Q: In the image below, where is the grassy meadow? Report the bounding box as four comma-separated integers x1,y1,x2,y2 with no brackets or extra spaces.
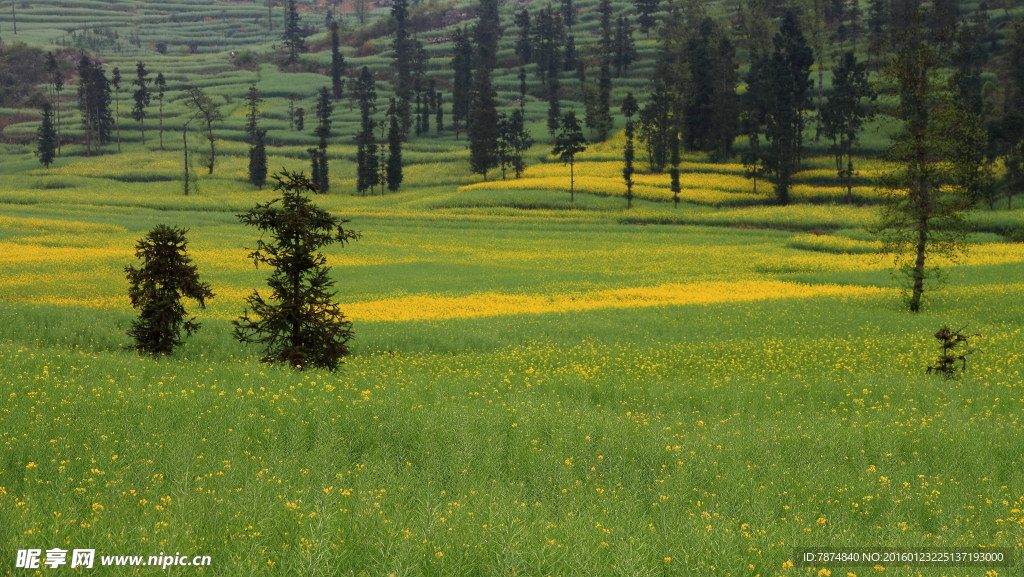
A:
4,0,1024,575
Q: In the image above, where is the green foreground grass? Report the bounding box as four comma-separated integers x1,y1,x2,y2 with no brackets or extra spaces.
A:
2,181,1024,575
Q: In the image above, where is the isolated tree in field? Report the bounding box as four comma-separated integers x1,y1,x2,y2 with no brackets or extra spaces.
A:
132,61,150,145
390,0,415,136
621,92,638,209
869,3,975,313
282,0,306,65
821,51,872,204
111,66,122,153
386,97,403,192
184,85,224,175
295,107,305,131
125,225,214,355
552,111,587,202
468,66,499,180
435,90,444,133
330,21,346,100
233,170,361,370
36,102,57,168
154,72,167,150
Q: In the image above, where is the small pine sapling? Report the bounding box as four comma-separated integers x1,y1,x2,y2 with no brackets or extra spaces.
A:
926,325,980,380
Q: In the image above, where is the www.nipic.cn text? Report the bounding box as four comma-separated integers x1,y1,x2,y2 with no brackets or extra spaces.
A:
15,549,212,570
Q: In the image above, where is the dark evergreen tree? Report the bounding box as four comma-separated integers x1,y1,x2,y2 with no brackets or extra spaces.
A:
435,91,444,133
312,87,332,193
741,56,768,192
562,0,577,30
155,72,167,150
131,61,150,145
684,18,740,162
386,97,403,192
758,11,814,204
515,9,532,64
282,0,306,65
233,170,361,370
250,129,268,189
509,107,533,178
354,67,379,194
621,92,638,208
866,0,889,68
451,27,474,138
245,84,268,188
245,84,263,138
330,21,346,100
474,0,503,70
496,112,512,179
546,78,562,138
45,52,64,155
533,6,565,85
613,15,637,77
391,0,416,137
638,88,675,172
126,225,214,355
821,51,872,203
552,111,588,202
295,107,305,131
111,66,122,152
468,67,499,180
76,54,112,156
564,35,578,72
36,102,57,168
635,0,661,38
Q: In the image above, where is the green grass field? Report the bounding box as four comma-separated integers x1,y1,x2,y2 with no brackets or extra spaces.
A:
4,0,1024,575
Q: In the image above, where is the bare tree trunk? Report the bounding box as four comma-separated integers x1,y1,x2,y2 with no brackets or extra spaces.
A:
183,128,190,196
909,215,928,312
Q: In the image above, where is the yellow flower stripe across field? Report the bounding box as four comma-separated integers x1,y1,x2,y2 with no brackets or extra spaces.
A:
340,281,887,322
0,216,127,235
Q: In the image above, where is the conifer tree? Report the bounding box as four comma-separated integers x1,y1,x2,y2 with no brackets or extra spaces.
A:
514,9,532,64
111,66,122,153
468,67,499,180
44,52,63,155
282,0,306,65
391,0,414,136
613,15,636,77
132,62,150,145
821,51,872,203
36,102,57,168
313,86,333,193
330,21,346,100
77,55,112,156
250,129,268,188
354,67,379,194
126,225,214,355
509,107,533,178
233,170,361,370
635,0,661,38
552,111,587,202
245,85,268,188
155,72,167,150
621,92,638,208
474,0,503,70
562,0,577,30
386,97,403,192
451,27,474,138
435,91,444,133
